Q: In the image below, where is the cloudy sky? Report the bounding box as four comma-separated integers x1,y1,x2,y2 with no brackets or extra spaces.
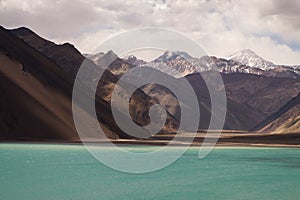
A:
1,0,300,64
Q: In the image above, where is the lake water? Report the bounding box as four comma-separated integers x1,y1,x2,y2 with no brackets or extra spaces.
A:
1,143,300,200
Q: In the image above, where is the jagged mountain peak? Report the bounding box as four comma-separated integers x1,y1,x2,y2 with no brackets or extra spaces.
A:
153,50,193,62
237,49,257,55
87,50,119,68
106,50,118,57
102,50,119,63
122,54,146,66
229,49,259,58
228,49,275,70
85,52,105,61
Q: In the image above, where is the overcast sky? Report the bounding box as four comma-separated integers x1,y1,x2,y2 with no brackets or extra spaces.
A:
1,0,300,64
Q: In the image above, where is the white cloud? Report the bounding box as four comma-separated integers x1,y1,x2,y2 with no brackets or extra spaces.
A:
1,0,300,65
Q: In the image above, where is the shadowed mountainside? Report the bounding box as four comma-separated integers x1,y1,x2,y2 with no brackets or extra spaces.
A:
184,73,300,130
254,93,300,133
10,27,180,134
0,26,84,140
0,26,178,141
1,26,153,140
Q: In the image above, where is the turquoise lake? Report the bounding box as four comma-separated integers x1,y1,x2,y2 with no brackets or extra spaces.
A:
1,143,300,200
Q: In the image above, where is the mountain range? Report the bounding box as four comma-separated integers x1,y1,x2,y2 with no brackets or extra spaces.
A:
90,47,300,132
0,25,300,142
121,49,300,79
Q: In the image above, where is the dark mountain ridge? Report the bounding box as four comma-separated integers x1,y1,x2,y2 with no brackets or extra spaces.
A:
1,25,158,140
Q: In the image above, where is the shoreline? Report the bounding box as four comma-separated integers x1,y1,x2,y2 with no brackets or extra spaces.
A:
1,133,300,148
1,140,300,149
1,142,299,149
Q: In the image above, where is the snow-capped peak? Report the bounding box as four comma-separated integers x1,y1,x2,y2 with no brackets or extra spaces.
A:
87,50,118,67
228,49,275,70
122,54,146,66
90,49,300,79
123,54,137,60
153,51,193,63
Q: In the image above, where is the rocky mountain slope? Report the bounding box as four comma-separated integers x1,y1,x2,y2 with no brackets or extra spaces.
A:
10,27,84,78
255,93,300,133
0,27,176,140
228,49,275,70
95,51,300,131
186,73,300,130
0,26,88,140
228,49,300,79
